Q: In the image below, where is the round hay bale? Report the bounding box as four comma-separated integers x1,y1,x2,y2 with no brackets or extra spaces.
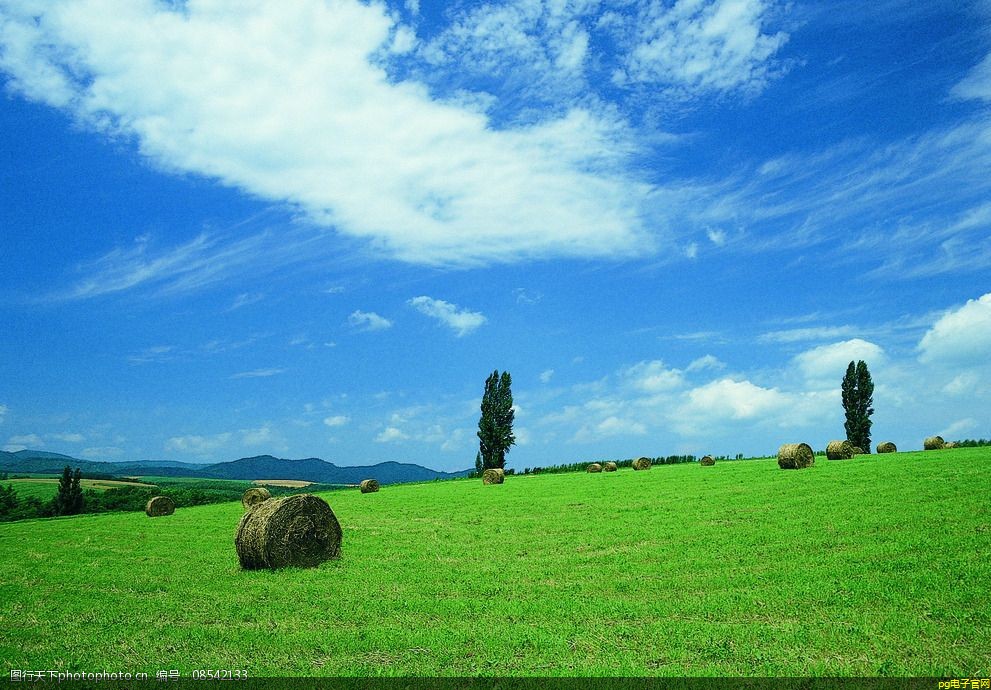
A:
145,495,175,517
482,468,505,485
235,494,341,570
944,441,957,449
359,479,380,494
923,435,945,450
586,463,602,473
851,447,865,455
632,457,651,471
603,461,618,472
876,441,897,454
700,455,715,466
777,443,815,470
242,487,271,510
825,440,855,460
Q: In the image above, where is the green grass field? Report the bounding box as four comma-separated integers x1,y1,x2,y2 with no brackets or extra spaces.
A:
1,448,988,677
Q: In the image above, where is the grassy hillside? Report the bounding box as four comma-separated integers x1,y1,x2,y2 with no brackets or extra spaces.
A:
0,448,988,677
3,478,158,501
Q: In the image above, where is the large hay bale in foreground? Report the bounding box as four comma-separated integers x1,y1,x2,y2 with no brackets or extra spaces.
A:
603,461,618,472
242,487,271,510
825,440,855,460
700,455,715,466
924,435,945,450
359,479,380,494
235,494,341,570
632,457,651,471
876,441,897,454
145,495,175,517
482,468,505,485
586,463,602,473
777,443,815,469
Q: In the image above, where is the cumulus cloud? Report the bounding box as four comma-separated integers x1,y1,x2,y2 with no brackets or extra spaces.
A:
685,355,724,372
165,433,232,454
3,433,43,452
792,339,885,386
348,310,393,332
0,1,654,267
323,415,350,428
623,360,684,392
918,293,991,365
375,426,409,443
408,296,486,337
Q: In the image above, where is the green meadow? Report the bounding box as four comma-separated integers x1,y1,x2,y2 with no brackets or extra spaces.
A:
2,477,158,501
0,448,988,677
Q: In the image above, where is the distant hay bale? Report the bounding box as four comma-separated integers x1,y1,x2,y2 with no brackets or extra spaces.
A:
700,455,715,466
825,440,855,460
944,441,957,449
777,443,815,470
586,463,602,473
235,494,341,570
632,457,652,471
603,461,618,472
876,441,897,454
482,468,505,485
924,435,945,450
359,479,380,494
242,487,271,510
145,495,175,517
852,447,865,455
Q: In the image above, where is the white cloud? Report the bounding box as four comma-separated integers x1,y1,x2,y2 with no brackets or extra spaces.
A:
80,446,124,459
230,368,286,379
375,426,409,443
759,325,859,343
0,1,654,267
941,417,978,437
348,310,393,332
539,369,555,383
918,293,991,365
229,292,264,310
573,415,647,443
240,425,276,447
323,415,350,428
706,228,727,246
615,0,789,98
408,296,486,337
684,241,698,259
685,355,725,373
51,433,85,443
3,434,43,452
792,339,885,386
623,360,684,392
952,53,991,102
165,433,232,454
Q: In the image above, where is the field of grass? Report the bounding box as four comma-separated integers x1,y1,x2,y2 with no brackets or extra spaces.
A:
4,478,158,501
1,447,988,677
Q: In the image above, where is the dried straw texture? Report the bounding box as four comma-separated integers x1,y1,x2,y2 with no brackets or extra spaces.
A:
145,495,175,517
242,487,271,510
603,462,618,472
944,441,957,449
632,457,652,471
777,443,815,470
826,440,855,460
482,468,505,485
852,447,865,455
235,494,341,570
586,463,603,473
359,479,380,493
876,441,897,454
924,436,945,450
700,455,715,466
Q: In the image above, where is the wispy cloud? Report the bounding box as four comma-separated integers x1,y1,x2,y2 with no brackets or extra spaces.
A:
758,325,859,343
348,310,393,332
323,415,350,428
229,368,286,380
3,433,42,452
408,296,486,337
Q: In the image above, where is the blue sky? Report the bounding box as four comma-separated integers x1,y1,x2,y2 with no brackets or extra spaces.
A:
1,0,989,472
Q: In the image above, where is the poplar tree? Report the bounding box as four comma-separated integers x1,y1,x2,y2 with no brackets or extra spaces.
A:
477,370,516,470
842,360,875,453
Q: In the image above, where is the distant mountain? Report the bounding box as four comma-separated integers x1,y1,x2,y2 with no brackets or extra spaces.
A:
0,450,471,485
201,455,471,484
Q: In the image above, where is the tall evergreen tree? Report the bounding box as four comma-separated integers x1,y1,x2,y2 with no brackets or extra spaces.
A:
52,466,84,516
477,370,516,470
842,360,875,453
